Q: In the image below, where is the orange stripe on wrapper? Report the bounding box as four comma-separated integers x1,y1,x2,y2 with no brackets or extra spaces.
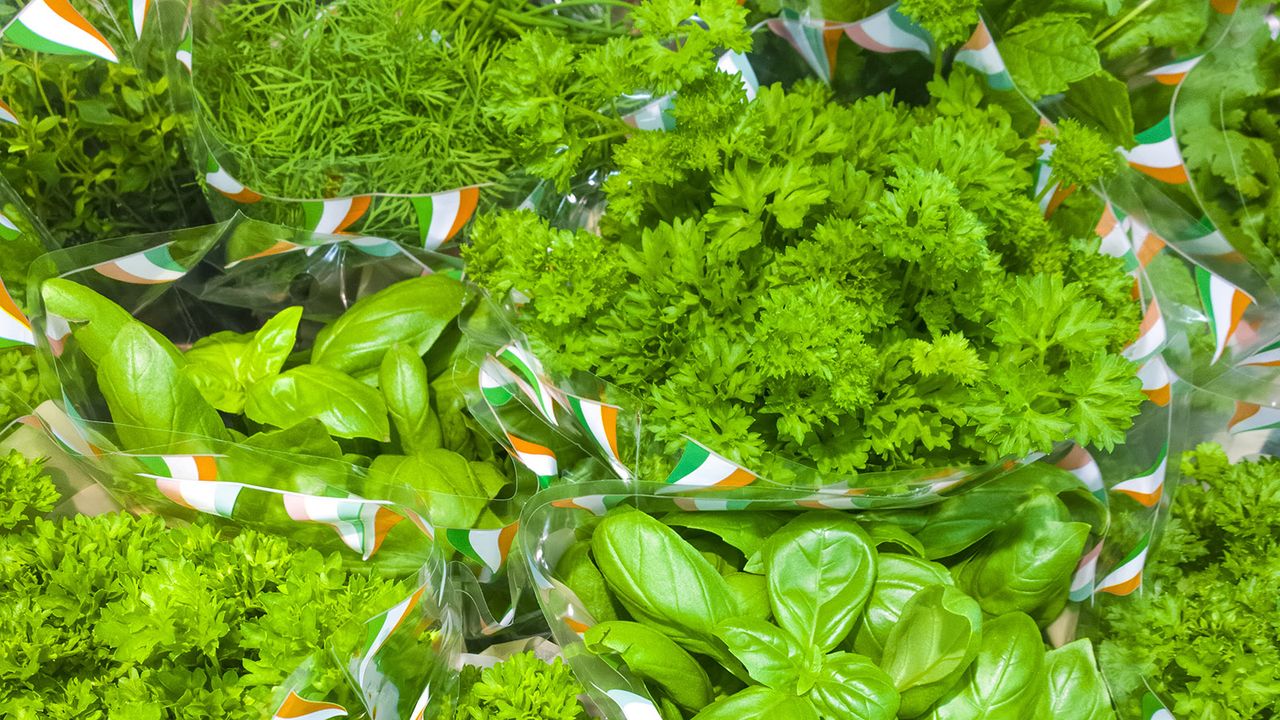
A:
1229,401,1260,430
447,187,480,241
1128,162,1188,184
48,0,114,52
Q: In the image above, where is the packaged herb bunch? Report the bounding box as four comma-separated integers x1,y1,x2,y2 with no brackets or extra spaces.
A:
188,0,632,246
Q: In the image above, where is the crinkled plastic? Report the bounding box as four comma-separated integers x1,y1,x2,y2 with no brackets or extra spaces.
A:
4,214,574,717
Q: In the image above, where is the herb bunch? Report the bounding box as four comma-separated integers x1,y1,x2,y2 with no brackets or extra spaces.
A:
468,64,1143,475
454,652,589,719
1098,443,1280,719
0,7,210,246
196,0,626,203
557,464,1114,719
0,452,414,718
42,274,511,530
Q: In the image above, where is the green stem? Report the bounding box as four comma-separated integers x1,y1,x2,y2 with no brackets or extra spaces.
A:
1033,174,1057,203
1094,0,1158,45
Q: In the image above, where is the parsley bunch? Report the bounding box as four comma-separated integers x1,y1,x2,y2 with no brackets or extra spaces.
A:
453,652,588,719
1098,443,1280,719
0,452,417,718
196,0,627,204
467,66,1143,475
0,0,210,246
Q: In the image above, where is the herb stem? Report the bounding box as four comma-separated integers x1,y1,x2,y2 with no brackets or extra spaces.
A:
1094,0,1158,46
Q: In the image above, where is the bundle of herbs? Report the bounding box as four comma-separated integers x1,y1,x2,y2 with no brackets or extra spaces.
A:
548,463,1114,719
0,449,590,718
193,0,628,207
40,273,514,531
468,10,1145,476
0,0,211,247
1097,443,1280,719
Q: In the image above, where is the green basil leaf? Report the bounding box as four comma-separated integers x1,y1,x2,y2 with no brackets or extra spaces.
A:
951,511,1090,623
43,278,183,365
311,275,464,375
926,612,1046,720
853,554,953,663
367,449,505,528
881,585,983,718
714,616,804,692
724,571,771,621
242,419,344,460
663,511,790,557
245,364,390,440
585,620,715,711
691,687,819,720
762,511,876,654
557,541,623,622
1043,639,1116,720
810,652,899,720
183,331,252,413
243,306,302,385
97,322,228,451
379,343,442,454
863,522,927,557
593,509,740,659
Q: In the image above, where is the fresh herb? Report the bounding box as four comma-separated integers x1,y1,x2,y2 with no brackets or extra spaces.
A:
0,348,43,428
1036,119,1121,191
557,463,1114,719
453,652,589,720
196,0,626,205
0,450,56,530
0,4,210,246
0,457,416,717
1098,443,1280,719
899,0,980,48
1172,4,1280,278
41,274,511,529
468,69,1143,475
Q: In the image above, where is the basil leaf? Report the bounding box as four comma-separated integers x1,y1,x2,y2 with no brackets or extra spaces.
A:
242,419,343,460
864,522,927,557
585,620,714,711
691,687,819,720
762,511,876,654
311,275,464,375
97,322,228,451
926,612,1046,720
184,331,252,413
368,450,505,528
42,278,183,366
714,616,804,692
243,306,301,385
853,554,953,663
809,652,899,720
724,571,771,621
592,509,740,659
245,364,390,440
663,511,790,557
557,541,622,622
881,585,983,718
951,511,1090,623
379,344,442,454
1043,639,1116,720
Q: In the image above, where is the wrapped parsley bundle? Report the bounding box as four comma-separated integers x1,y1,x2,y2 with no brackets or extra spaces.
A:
466,28,1146,479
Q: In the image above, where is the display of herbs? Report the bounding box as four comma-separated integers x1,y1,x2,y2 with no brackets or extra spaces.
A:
1098,443,1280,719
453,651,590,719
39,274,513,530
0,450,425,717
0,2,211,247
469,48,1144,475
195,0,627,204
554,463,1114,719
